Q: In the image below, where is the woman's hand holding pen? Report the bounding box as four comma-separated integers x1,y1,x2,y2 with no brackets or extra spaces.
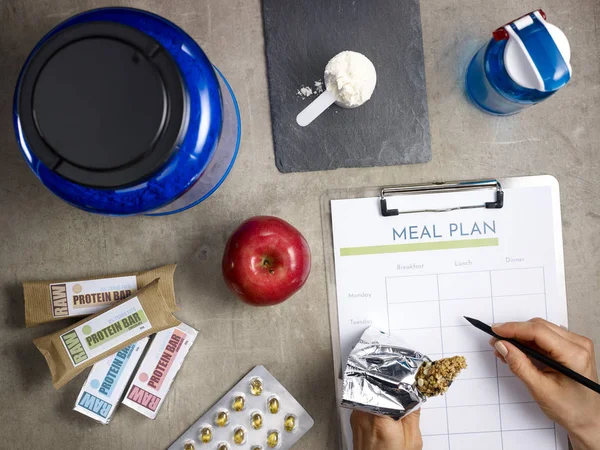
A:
491,318,600,450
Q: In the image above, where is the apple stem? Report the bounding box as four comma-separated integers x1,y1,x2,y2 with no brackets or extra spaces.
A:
262,258,275,274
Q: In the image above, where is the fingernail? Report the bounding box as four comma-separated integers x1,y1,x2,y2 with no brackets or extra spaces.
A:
491,323,504,329
495,341,508,357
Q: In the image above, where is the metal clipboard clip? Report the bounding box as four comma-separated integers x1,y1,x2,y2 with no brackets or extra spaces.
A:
380,179,504,217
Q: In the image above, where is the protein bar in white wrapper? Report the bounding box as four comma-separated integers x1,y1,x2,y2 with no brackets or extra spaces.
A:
73,337,149,424
122,323,197,419
342,326,467,419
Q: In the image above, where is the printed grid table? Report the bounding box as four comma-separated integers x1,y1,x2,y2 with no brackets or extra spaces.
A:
385,268,558,450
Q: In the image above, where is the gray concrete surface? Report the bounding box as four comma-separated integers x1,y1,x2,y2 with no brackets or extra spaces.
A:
0,0,598,449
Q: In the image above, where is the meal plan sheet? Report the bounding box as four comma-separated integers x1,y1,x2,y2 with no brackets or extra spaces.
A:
330,177,568,450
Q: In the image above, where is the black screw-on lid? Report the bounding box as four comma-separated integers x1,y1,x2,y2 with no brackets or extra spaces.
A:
17,21,187,188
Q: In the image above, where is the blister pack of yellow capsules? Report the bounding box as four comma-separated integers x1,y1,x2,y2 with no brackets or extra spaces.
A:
169,365,314,450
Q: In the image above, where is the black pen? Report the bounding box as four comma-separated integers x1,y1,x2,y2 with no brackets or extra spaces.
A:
464,316,600,395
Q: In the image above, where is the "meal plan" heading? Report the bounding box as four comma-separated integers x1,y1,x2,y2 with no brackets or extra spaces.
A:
393,220,496,241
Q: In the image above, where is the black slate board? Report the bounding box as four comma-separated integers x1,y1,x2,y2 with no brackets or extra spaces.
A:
262,0,431,173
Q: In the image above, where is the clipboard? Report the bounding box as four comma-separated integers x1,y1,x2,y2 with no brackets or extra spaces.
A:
320,175,568,450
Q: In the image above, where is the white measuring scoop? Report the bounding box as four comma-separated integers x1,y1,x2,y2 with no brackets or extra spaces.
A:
296,51,377,127
296,89,337,127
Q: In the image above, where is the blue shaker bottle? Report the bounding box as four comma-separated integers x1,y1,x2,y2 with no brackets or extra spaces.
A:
466,10,571,115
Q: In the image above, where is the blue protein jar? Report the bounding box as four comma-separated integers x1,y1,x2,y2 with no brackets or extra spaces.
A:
466,10,571,115
14,7,240,216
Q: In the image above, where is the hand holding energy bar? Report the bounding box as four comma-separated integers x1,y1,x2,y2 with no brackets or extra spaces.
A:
342,327,467,419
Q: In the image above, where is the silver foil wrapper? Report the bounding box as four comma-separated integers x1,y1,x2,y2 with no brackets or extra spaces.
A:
342,326,430,419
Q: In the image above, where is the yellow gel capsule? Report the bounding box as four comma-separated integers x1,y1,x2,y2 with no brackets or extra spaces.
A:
232,395,245,412
215,411,229,427
233,427,245,445
217,444,229,450
251,412,263,430
250,378,263,396
267,431,279,448
284,415,296,432
200,427,212,443
251,447,263,450
184,443,195,450
268,397,279,414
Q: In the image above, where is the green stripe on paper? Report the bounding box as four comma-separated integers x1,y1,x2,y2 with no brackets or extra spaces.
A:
340,238,499,256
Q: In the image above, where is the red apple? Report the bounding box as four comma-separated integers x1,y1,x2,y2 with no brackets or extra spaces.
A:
222,216,311,306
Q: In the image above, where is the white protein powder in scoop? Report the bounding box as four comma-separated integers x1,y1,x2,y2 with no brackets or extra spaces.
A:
324,51,377,108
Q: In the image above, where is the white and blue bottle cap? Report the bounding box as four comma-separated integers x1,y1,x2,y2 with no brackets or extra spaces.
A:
503,10,572,92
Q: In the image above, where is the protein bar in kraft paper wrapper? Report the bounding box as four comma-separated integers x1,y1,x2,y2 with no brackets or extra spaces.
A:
23,264,177,327
33,279,181,389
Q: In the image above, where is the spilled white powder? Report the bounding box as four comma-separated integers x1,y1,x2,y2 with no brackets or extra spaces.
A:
297,86,313,97
296,80,324,99
324,51,376,108
313,80,324,94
